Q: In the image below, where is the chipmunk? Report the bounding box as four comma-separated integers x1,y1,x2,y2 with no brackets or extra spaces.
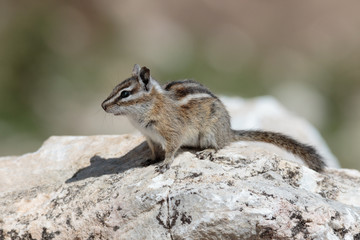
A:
102,64,325,173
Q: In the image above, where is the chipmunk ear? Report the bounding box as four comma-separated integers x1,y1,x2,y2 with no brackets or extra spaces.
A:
132,64,141,76
139,66,150,87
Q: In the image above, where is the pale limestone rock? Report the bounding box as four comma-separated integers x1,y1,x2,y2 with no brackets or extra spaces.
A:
1,97,359,240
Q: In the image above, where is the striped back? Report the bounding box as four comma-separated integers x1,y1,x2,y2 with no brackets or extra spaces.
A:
164,80,217,106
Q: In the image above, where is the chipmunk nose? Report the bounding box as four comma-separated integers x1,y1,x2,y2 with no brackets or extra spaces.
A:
101,101,107,111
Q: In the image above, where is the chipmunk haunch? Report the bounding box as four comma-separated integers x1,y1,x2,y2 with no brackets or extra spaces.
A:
102,64,325,173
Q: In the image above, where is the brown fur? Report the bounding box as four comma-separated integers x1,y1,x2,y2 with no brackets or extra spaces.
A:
118,89,153,107
102,65,326,173
103,77,135,102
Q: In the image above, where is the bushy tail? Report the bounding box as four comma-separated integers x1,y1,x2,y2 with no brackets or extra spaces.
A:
232,130,325,172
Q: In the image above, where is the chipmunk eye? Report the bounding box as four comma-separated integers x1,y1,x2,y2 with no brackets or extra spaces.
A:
120,90,130,98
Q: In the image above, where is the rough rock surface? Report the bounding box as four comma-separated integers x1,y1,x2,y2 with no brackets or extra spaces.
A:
1,97,359,240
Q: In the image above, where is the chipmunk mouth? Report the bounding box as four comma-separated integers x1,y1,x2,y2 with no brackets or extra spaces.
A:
113,109,127,116
103,105,124,116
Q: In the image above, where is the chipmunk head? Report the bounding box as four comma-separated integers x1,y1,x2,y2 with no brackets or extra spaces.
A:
101,64,160,116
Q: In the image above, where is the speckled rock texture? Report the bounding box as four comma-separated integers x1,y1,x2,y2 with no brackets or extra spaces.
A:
1,97,359,240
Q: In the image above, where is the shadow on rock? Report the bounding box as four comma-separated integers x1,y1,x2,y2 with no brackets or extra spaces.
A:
66,141,150,183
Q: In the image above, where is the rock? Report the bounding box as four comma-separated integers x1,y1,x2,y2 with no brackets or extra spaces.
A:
1,97,359,240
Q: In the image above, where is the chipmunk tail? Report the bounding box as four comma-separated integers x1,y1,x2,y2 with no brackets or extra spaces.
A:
232,130,326,172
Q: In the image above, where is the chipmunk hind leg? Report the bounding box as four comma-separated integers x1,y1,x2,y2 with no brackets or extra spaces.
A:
196,125,232,160
198,100,232,149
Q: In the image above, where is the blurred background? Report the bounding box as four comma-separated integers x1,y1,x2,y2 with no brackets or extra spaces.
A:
0,1,359,170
